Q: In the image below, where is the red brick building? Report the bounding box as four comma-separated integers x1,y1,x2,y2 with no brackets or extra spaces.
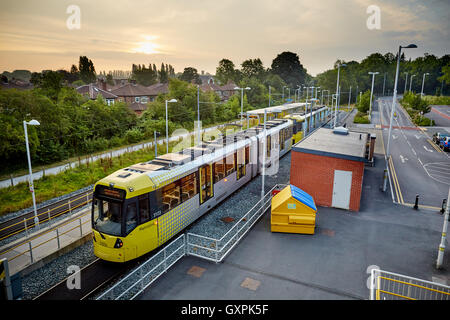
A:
290,127,374,211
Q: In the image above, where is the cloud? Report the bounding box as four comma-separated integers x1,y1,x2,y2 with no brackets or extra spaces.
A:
0,0,448,75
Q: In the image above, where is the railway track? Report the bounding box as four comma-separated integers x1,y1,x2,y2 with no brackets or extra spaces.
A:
0,188,93,241
33,258,130,300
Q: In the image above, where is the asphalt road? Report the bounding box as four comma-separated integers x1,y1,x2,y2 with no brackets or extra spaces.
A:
377,96,450,208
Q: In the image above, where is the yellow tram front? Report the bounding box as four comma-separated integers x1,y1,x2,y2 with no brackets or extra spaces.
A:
91,182,159,263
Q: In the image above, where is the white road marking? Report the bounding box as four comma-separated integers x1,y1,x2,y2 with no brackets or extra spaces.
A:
414,134,421,140
392,134,398,140
423,145,434,153
418,158,423,166
411,149,417,156
400,155,408,163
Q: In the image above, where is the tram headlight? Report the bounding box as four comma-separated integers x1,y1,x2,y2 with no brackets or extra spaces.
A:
114,238,123,248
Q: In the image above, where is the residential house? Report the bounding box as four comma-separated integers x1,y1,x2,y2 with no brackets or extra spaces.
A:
110,82,169,115
76,84,118,106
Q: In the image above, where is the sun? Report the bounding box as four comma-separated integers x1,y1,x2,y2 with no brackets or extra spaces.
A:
132,36,161,54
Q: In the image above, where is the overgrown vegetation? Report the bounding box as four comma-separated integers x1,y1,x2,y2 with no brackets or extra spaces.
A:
400,91,434,126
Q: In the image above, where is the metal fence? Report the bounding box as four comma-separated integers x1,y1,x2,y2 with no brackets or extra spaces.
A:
0,209,92,267
0,190,93,241
96,233,186,300
186,184,284,263
370,268,450,300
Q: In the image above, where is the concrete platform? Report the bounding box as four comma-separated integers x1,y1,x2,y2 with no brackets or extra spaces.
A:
138,154,450,300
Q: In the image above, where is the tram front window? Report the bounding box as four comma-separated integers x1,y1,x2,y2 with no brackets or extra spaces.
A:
92,198,122,236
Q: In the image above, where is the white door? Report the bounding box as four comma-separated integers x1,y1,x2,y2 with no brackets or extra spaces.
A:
332,170,352,209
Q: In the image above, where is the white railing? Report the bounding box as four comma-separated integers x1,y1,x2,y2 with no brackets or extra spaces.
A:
96,233,186,300
370,268,450,300
186,184,286,263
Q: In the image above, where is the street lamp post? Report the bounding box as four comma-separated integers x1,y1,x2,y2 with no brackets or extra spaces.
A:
234,86,251,126
384,44,417,192
404,72,408,94
165,98,178,154
421,73,430,96
368,72,379,121
382,72,387,96
409,74,416,92
334,63,346,128
24,119,40,229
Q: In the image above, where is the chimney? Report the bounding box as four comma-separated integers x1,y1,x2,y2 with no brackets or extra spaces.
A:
101,79,106,91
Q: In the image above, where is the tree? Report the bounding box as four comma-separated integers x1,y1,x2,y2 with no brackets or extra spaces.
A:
179,67,201,84
78,56,96,84
159,63,168,83
438,64,450,84
271,52,308,88
131,64,158,86
241,58,265,79
216,59,239,85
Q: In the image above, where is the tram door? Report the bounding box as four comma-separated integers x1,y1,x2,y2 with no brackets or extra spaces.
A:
199,164,213,204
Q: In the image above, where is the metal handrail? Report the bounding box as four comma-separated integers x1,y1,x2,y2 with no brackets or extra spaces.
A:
0,207,91,261
0,190,93,241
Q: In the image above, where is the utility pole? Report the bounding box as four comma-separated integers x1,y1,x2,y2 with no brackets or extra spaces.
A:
436,188,450,269
382,72,386,96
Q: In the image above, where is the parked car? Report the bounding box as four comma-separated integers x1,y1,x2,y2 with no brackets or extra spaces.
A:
439,136,450,151
432,132,450,144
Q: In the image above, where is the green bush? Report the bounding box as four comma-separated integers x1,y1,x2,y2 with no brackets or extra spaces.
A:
125,128,145,143
356,90,372,113
353,111,370,124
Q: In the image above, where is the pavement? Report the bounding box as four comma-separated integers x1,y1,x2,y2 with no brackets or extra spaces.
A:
138,151,450,300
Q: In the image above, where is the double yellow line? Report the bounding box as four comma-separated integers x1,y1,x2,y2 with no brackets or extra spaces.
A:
388,156,404,204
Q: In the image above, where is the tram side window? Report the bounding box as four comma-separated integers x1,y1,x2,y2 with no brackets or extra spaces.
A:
125,202,137,234
266,135,271,158
139,194,150,224
225,153,235,177
214,158,226,183
161,181,181,213
237,148,245,180
180,172,198,202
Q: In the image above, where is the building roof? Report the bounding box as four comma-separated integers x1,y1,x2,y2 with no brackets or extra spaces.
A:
76,84,118,99
0,79,33,90
110,82,169,97
293,127,369,162
290,184,317,211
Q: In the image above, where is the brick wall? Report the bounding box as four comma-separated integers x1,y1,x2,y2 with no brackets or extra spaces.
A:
290,151,364,211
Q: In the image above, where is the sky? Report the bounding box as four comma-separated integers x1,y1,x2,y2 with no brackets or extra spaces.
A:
0,0,449,76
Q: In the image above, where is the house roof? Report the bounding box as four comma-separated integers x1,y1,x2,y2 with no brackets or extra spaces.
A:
110,82,168,97
76,84,118,99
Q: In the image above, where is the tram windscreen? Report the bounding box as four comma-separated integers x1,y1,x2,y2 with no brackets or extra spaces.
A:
92,198,122,236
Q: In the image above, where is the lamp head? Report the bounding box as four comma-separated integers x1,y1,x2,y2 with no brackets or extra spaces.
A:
402,44,417,49
27,119,40,126
234,86,240,90
245,87,251,90
167,99,177,103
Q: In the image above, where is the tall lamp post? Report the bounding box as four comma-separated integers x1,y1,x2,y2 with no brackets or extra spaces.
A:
384,44,417,191
421,73,430,96
382,72,387,96
368,72,379,121
234,86,251,126
165,98,178,154
334,63,346,128
24,119,40,229
404,72,409,94
409,74,416,92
